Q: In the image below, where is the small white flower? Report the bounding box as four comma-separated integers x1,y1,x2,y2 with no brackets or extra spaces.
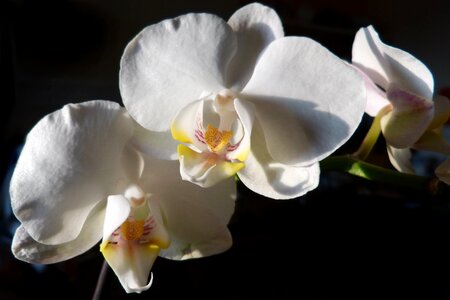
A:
352,25,450,173
10,100,236,293
120,3,366,199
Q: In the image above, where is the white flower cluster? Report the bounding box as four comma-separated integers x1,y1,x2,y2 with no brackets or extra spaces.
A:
9,2,449,294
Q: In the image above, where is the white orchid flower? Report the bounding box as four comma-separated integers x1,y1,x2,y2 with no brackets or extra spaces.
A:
120,2,366,199
352,25,450,173
10,100,236,293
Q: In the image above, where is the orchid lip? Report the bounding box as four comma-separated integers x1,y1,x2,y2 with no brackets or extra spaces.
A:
170,89,251,187
105,184,171,249
99,184,172,293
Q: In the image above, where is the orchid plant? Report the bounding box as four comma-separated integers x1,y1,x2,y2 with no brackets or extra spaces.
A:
7,1,450,297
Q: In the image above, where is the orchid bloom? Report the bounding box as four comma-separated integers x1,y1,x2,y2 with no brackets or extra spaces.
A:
10,101,236,293
352,25,450,173
120,2,366,199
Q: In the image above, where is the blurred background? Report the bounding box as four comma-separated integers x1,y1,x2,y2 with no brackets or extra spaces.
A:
1,0,450,299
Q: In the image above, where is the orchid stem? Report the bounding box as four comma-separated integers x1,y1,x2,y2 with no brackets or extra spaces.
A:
320,155,448,195
353,116,381,160
92,260,109,300
353,107,390,160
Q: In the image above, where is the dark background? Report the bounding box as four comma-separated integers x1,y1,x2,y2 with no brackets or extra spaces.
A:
1,0,450,299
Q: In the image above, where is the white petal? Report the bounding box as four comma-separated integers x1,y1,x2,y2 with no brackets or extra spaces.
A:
226,98,254,161
387,145,415,173
171,99,208,152
120,145,145,185
102,195,131,243
12,201,105,264
159,197,233,260
120,13,237,132
138,153,236,259
428,95,450,130
381,86,434,148
436,158,450,185
413,96,450,155
147,198,171,248
238,122,320,199
160,227,232,260
10,101,135,245
242,37,366,165
352,26,390,89
138,152,236,223
350,64,391,117
131,123,178,160
102,242,158,293
227,2,284,89
413,130,450,155
352,26,433,100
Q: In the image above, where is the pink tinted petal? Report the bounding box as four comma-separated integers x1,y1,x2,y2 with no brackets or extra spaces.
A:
351,64,391,116
381,86,434,148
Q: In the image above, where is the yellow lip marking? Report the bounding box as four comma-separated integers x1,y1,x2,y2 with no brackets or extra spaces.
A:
120,220,145,241
205,124,232,153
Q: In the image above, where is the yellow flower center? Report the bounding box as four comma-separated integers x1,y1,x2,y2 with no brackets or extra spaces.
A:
205,124,232,153
120,220,145,241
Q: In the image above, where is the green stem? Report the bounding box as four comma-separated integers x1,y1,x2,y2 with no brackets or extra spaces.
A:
320,155,447,195
353,106,390,160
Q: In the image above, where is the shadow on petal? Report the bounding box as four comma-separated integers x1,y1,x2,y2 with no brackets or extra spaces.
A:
242,94,353,167
238,120,319,199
